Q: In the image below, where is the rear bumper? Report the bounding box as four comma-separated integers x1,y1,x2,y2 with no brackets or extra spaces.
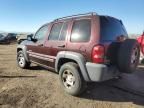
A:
86,62,120,82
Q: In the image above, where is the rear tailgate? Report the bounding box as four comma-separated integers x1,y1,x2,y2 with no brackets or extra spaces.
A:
100,16,128,64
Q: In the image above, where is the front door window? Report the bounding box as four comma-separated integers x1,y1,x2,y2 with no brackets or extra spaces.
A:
34,25,48,41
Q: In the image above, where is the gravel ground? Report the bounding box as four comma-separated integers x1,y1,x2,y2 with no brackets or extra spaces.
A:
0,44,144,108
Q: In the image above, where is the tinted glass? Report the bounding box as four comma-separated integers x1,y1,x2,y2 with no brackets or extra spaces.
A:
71,19,91,42
59,22,68,41
49,23,63,40
0,35,3,38
35,25,48,41
100,16,128,41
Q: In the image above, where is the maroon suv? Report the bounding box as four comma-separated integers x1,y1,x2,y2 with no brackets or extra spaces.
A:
17,13,140,96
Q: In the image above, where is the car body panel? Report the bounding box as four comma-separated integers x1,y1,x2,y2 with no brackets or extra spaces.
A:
17,13,131,82
21,14,128,68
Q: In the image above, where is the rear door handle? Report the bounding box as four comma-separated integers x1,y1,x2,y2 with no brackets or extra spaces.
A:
58,45,65,48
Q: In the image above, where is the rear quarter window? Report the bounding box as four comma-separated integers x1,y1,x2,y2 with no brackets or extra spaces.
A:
71,19,91,42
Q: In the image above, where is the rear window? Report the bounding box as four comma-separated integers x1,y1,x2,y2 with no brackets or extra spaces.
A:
100,16,128,41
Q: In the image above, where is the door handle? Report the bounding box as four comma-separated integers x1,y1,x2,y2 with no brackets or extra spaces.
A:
58,45,65,48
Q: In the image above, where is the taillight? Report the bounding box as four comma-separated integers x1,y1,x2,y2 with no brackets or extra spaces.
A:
92,45,105,63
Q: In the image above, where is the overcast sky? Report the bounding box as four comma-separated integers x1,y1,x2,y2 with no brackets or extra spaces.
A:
0,0,144,34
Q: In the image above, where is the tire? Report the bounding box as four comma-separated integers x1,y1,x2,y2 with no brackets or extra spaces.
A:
59,62,86,96
17,50,30,69
117,39,140,73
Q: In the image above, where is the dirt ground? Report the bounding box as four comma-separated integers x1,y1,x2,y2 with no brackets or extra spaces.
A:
0,44,144,108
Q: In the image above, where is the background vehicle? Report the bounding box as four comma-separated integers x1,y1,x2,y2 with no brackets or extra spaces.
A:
137,32,144,63
0,34,4,38
0,33,17,44
16,34,33,44
17,13,140,96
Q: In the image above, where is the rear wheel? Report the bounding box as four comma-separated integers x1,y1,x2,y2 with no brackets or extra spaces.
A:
59,62,86,96
17,50,30,69
118,39,140,73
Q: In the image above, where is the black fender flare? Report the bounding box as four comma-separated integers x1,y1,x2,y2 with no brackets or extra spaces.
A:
55,51,91,81
17,45,29,62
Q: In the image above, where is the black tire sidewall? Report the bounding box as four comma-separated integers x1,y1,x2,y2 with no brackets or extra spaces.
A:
118,39,140,73
59,62,83,96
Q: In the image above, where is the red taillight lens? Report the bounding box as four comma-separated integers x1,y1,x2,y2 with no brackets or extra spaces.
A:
92,45,105,63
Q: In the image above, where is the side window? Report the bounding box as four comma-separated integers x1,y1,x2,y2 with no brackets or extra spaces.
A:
71,19,91,42
48,23,63,40
59,22,68,41
35,25,48,41
48,22,68,41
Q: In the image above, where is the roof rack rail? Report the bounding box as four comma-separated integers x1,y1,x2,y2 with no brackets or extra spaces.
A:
54,12,97,21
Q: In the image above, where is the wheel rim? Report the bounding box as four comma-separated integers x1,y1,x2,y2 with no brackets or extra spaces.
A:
18,53,25,67
62,69,76,89
131,46,139,64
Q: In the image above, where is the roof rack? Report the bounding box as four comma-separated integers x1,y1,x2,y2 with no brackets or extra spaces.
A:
54,12,97,21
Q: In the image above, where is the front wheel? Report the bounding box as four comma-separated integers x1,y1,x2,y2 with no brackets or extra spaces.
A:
59,62,86,96
17,51,30,69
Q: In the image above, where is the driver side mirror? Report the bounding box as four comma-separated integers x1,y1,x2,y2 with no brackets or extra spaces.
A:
27,34,37,42
27,34,32,41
